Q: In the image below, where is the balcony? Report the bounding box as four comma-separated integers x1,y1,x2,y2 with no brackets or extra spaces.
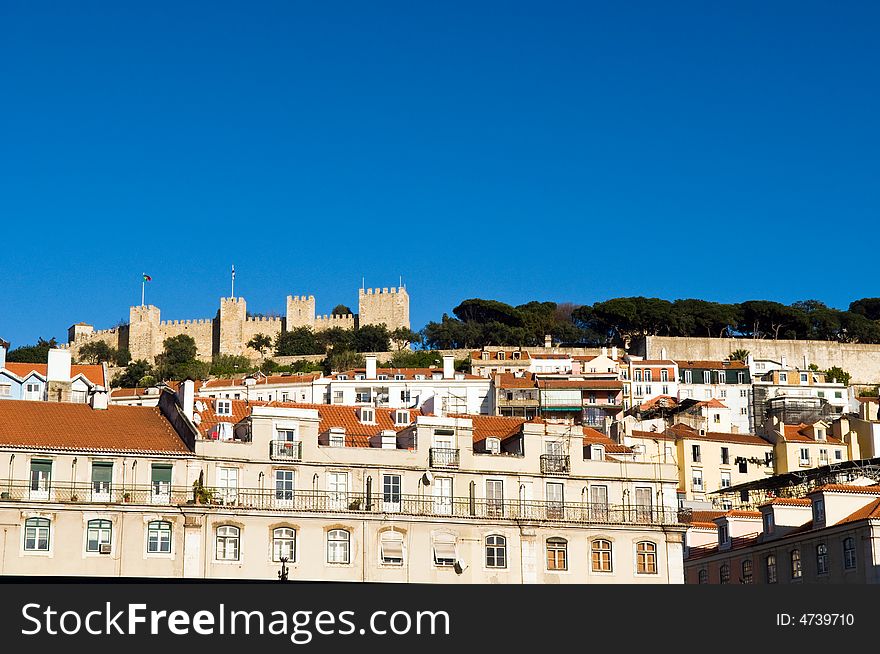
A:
429,448,460,469
0,480,688,526
270,440,303,462
540,454,570,475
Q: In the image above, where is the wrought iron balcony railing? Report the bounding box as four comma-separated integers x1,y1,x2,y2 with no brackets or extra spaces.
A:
0,480,688,526
541,454,570,475
429,447,460,468
270,440,303,461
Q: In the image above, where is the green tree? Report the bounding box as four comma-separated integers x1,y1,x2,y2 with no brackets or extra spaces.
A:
6,337,58,363
452,298,524,326
331,304,353,316
210,354,255,377
155,335,208,381
114,348,132,366
824,366,851,386
324,350,365,374
381,350,444,368
316,327,354,352
247,334,273,357
729,348,750,362
849,298,880,321
275,327,323,356
390,327,421,351
77,341,116,364
352,324,391,352
112,360,155,388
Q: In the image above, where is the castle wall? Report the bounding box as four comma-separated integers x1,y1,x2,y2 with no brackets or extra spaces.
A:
66,326,129,363
286,295,316,329
241,316,284,357
359,287,409,330
158,319,215,362
313,314,356,331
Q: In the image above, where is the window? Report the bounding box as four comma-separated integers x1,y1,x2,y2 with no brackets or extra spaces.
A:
684,370,693,384
380,530,404,566
692,469,703,491
91,462,113,500
714,413,721,423
275,469,294,501
432,532,457,567
394,410,409,426
147,521,172,554
358,407,375,423
332,390,344,404
433,477,453,515
71,389,88,403
591,485,608,521
698,569,708,584
661,369,668,382
151,464,172,502
395,374,405,381
763,512,774,535
645,385,652,395
87,519,112,553
329,431,345,448
215,526,240,561
24,517,50,551
217,466,238,503
377,374,388,381
800,373,808,383
835,450,843,461
835,391,842,399
486,479,504,517
327,472,349,508
719,524,729,545
546,538,567,571
766,554,777,583
816,543,829,575
591,539,612,572
661,385,669,395
645,370,652,382
327,529,350,564
738,372,745,384
720,563,730,584
740,389,748,397
382,474,401,512
742,559,753,584
739,459,748,473
703,371,711,384
636,541,657,574
719,389,727,399
843,537,856,570
779,372,788,383
485,535,507,569
215,400,232,416
799,448,810,465
634,370,643,382
25,382,41,400
0,384,10,397
814,499,825,523
791,549,802,579
720,471,731,489
273,528,296,562
29,460,52,499
546,482,564,519
717,371,726,385
692,444,701,463
721,447,729,465
635,487,652,522
485,437,501,454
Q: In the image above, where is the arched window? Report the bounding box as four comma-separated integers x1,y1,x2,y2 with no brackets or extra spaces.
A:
485,535,507,569
741,559,753,584
147,521,172,554
591,539,612,572
216,525,240,561
273,527,296,562
698,569,708,584
86,519,112,552
636,541,657,574
379,530,404,566
546,537,567,571
327,529,350,564
720,563,730,584
790,549,802,579
24,517,50,551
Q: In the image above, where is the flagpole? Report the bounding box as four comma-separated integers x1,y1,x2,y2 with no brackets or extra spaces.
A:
142,274,145,307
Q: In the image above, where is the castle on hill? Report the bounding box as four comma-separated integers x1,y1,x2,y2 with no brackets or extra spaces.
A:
66,287,410,363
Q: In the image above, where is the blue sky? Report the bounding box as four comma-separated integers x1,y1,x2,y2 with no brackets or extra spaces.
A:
1,1,878,348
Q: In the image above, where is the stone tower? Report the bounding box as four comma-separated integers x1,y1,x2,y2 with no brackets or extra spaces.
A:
219,297,247,356
128,305,162,362
286,295,316,329
359,287,410,330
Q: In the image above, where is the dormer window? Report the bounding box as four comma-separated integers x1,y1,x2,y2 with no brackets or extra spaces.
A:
481,351,489,360
719,524,729,546
800,373,808,383
779,372,787,383
814,499,825,523
378,374,388,381
394,410,409,426
217,422,233,441
431,373,442,380
486,438,501,454
512,351,521,360
816,428,826,441
355,374,365,381
215,400,232,416
414,374,425,380
337,374,348,380
329,430,345,448
497,352,505,361
763,512,774,535
590,445,605,461
359,407,375,424
394,374,405,381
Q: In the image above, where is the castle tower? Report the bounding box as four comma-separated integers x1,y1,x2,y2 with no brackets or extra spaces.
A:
67,322,94,343
286,295,316,329
128,305,162,362
219,297,247,356
359,286,410,330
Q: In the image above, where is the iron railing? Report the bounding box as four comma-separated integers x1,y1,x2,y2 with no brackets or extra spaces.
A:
429,448,460,468
541,454,571,475
270,440,303,461
0,480,687,526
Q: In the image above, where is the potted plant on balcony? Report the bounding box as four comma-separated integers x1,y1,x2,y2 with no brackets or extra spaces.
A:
69,493,79,502
348,498,362,511
192,476,213,505
122,492,131,503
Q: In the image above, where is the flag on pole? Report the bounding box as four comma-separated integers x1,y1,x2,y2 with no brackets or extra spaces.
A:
143,274,152,282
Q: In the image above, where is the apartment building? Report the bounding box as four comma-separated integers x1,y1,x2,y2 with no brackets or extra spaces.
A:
0,346,107,404
491,373,540,419
685,484,880,584
626,359,679,407
676,359,751,432
752,367,849,434
470,349,532,378
763,418,858,473
0,387,687,582
198,373,322,403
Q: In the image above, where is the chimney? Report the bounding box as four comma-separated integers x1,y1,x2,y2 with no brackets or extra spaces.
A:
47,348,72,382
780,355,787,369
544,334,552,348
571,360,581,375
611,346,618,360
660,347,668,360
178,379,195,420
601,346,607,357
89,389,109,410
365,355,378,380
442,355,455,380
0,340,6,369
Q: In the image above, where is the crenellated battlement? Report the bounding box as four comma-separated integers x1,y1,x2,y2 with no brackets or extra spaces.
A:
314,314,355,323
287,295,315,302
245,316,283,323
359,287,406,296
221,297,247,305
160,319,213,327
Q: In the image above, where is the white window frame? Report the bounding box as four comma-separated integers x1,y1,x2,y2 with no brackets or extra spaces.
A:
215,400,232,416
147,520,172,554
379,530,405,566
215,525,240,561
273,527,296,562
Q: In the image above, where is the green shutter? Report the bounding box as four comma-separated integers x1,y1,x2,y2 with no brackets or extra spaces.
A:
92,463,113,483
30,461,52,475
151,465,172,484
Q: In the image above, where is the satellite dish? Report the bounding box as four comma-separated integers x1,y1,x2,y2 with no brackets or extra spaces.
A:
422,471,434,485
454,559,468,574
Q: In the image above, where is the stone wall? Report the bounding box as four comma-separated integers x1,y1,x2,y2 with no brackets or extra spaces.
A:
65,326,129,363
159,319,215,361
359,287,409,330
241,315,284,358
637,336,880,384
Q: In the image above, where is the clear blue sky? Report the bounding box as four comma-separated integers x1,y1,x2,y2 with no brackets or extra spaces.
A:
1,1,878,348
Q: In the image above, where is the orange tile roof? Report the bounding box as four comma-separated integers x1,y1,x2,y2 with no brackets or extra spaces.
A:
537,379,623,389
0,400,191,454
582,426,632,453
529,353,571,360
690,510,727,524
4,362,106,387
808,484,880,495
192,397,255,437
724,510,762,519
492,373,537,389
466,415,529,443
638,395,679,410
758,498,812,507
675,360,748,370
470,350,531,361
690,522,720,530
693,398,729,409
782,423,843,444
330,368,483,380
201,373,321,389
630,360,676,366
666,423,771,446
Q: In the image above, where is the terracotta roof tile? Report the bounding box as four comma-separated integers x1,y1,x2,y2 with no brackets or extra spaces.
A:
201,374,320,389
4,362,106,387
808,483,880,495
470,350,531,361
0,400,190,455
690,510,727,524
758,498,812,507
492,373,537,389
782,423,843,444
675,360,749,370
835,498,880,525
537,379,623,389
666,423,771,446
724,510,762,519
582,426,631,453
